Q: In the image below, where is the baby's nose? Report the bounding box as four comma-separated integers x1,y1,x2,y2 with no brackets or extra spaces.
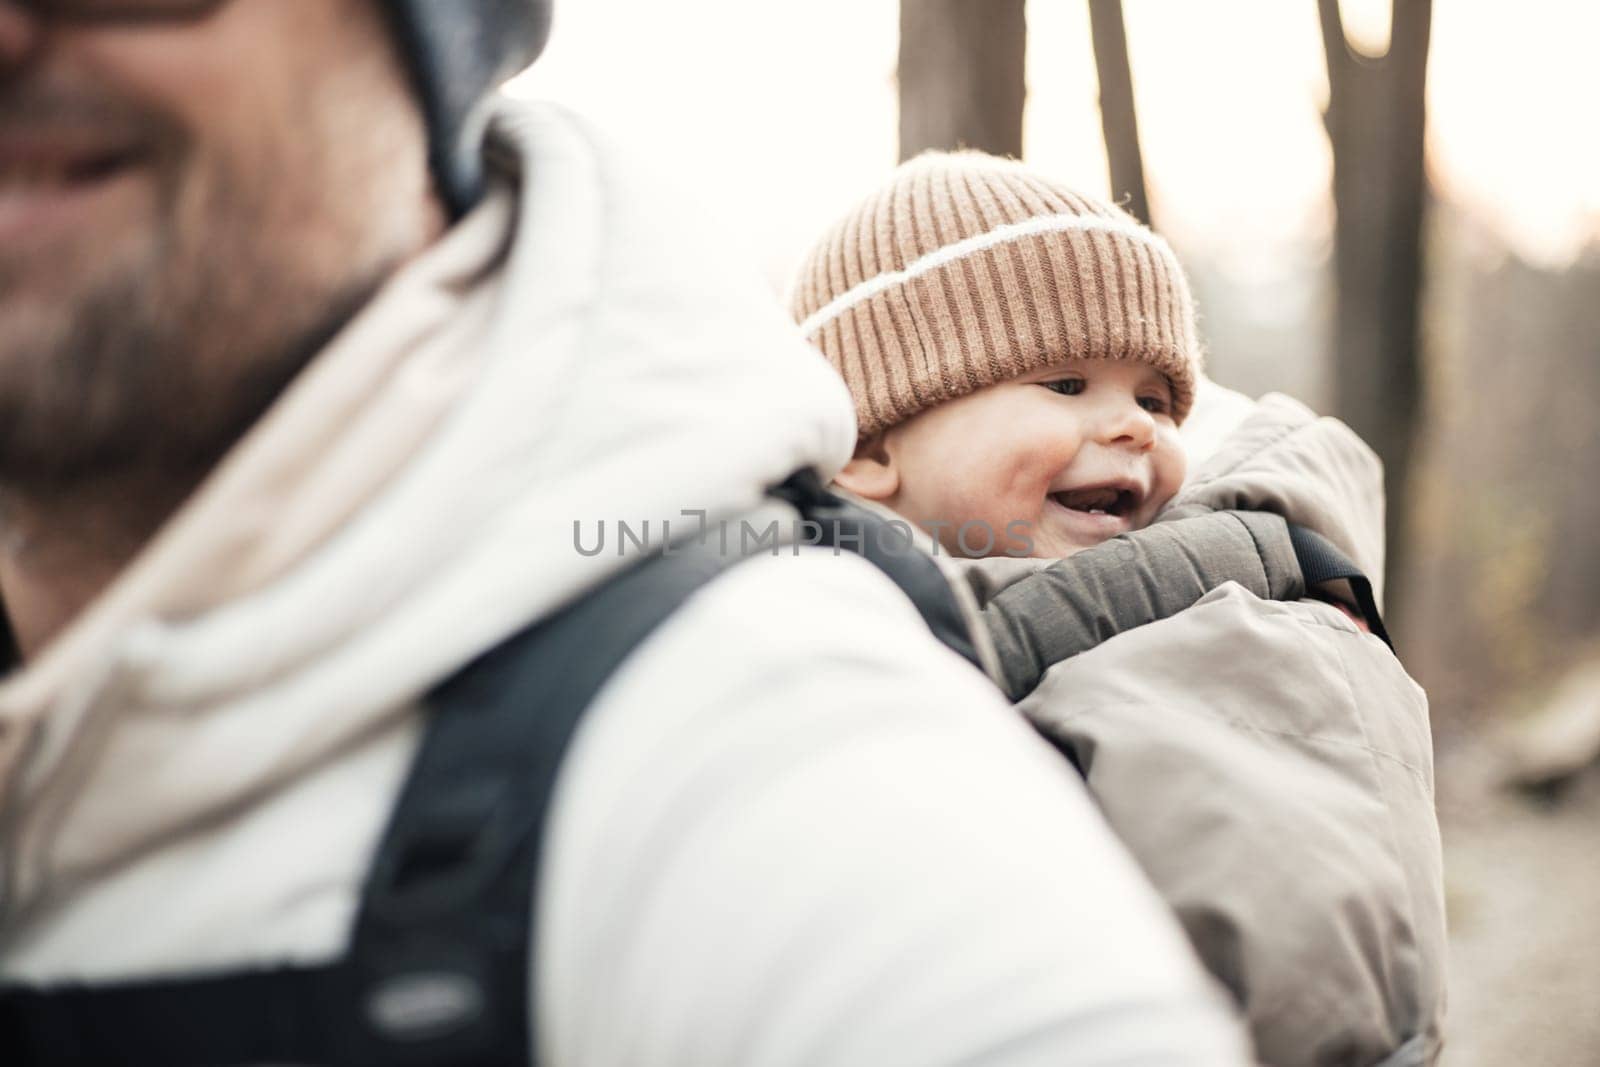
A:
1098,400,1157,450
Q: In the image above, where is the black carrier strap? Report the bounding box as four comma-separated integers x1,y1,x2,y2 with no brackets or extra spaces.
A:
770,469,982,671
0,469,981,1066
1287,523,1394,652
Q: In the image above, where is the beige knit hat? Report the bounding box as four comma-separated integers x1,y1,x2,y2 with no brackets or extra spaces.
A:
789,151,1202,438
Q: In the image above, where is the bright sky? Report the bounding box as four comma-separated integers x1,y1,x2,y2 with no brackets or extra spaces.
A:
511,0,1600,285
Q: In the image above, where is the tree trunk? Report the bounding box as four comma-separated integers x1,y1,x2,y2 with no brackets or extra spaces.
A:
898,0,1026,161
1317,0,1433,610
1088,0,1151,226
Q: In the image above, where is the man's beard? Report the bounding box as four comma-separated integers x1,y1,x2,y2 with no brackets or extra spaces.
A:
0,67,408,497
0,234,389,493
0,168,397,497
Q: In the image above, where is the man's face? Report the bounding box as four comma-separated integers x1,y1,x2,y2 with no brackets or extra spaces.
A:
0,0,441,486
877,359,1188,559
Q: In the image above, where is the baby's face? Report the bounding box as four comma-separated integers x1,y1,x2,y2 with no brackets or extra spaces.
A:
875,359,1186,558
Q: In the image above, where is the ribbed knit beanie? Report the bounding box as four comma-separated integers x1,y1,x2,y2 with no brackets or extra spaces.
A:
790,151,1202,438
384,0,553,217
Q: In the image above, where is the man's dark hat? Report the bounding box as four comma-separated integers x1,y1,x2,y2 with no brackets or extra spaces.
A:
385,0,553,216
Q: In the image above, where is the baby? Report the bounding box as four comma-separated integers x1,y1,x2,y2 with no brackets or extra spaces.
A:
790,152,1445,1066
790,151,1195,559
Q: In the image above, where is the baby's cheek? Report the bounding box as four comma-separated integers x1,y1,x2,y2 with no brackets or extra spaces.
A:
1152,430,1188,500
944,483,1010,533
990,463,1054,526
927,481,1025,558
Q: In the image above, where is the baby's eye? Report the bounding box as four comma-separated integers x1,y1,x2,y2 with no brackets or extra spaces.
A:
1041,378,1085,396
1138,394,1171,415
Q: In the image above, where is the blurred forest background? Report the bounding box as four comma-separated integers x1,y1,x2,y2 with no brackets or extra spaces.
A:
515,2,1600,1061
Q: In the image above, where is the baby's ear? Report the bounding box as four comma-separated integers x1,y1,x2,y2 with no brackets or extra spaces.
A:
834,433,900,501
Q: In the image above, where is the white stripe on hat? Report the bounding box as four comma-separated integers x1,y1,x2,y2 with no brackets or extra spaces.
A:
798,211,1176,339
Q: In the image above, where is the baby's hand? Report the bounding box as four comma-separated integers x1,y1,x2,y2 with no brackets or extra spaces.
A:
1307,590,1372,633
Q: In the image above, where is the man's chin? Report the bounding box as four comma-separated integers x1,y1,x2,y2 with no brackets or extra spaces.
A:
0,256,152,371
0,276,85,360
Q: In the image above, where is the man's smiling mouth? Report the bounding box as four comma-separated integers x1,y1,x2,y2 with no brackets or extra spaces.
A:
0,150,138,189
0,136,151,246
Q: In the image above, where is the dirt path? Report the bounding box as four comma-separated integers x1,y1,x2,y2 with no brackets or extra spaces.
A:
1436,745,1600,1065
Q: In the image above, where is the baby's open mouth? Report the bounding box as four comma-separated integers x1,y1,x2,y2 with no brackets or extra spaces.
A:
1049,487,1139,517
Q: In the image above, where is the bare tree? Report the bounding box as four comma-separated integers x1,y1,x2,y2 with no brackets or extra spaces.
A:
1088,0,1150,226
1317,0,1433,601
899,0,1026,161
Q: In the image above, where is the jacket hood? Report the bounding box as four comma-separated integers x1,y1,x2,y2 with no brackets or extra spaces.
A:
0,99,855,912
